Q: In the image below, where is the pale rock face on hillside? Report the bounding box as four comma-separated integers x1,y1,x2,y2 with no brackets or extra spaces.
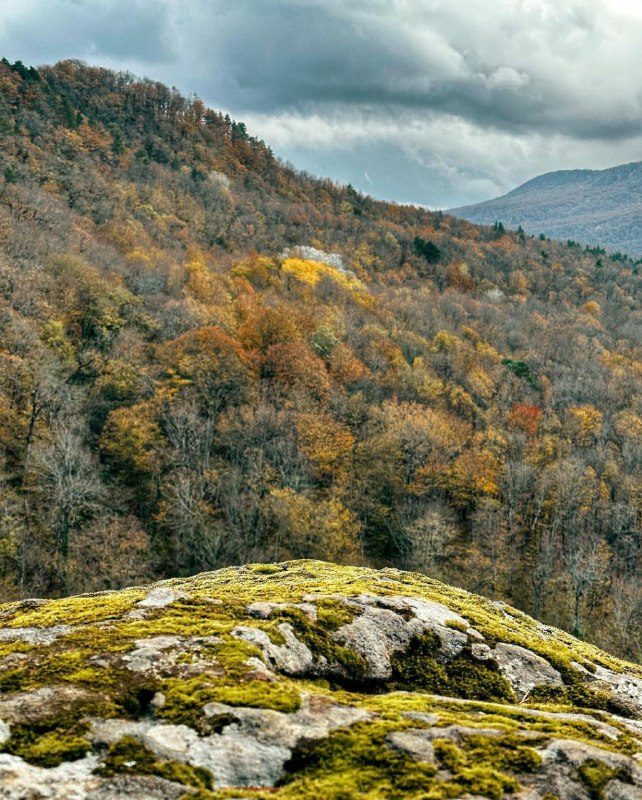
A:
280,245,347,271
0,560,641,799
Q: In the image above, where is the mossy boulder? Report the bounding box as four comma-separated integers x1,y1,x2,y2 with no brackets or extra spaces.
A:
0,560,641,798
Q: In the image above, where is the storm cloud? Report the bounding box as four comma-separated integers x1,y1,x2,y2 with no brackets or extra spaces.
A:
1,0,642,206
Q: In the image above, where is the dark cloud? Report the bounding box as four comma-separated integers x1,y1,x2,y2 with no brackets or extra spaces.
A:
0,0,175,66
1,0,641,206
176,0,642,140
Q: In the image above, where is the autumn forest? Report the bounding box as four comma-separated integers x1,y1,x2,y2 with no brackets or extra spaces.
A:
0,59,641,661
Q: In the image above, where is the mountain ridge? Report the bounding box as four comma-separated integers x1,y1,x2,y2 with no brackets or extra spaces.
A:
450,160,642,255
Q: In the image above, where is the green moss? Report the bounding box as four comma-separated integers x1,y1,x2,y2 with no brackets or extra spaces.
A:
433,733,540,800
158,673,300,732
448,766,520,800
6,635,159,710
205,681,301,712
6,589,144,629
4,719,91,767
0,641,36,659
119,599,235,639
444,619,468,633
4,561,638,690
0,667,29,693
578,758,633,800
463,733,541,773
247,564,284,575
274,719,540,800
277,719,438,799
315,599,360,630
0,681,166,769
356,691,438,718
97,736,214,790
181,792,273,800
214,637,263,676
529,682,613,712
139,562,634,683
350,690,639,763
528,678,639,719
389,633,514,702
1,601,233,700
432,696,642,758
432,739,463,771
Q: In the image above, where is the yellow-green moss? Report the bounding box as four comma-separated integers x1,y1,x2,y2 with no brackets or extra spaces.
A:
578,758,633,800
276,719,438,799
97,736,214,790
272,719,541,800
158,561,640,680
444,619,468,633
6,726,90,767
389,633,515,702
6,589,145,628
158,673,301,731
3,716,93,768
0,667,29,693
353,691,641,758
247,564,284,575
0,640,36,659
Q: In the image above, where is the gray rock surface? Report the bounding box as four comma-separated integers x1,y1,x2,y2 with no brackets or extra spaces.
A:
122,634,221,677
0,752,192,800
91,693,371,788
339,594,473,661
386,729,436,763
281,245,346,271
333,605,419,680
389,726,642,800
0,754,99,800
593,666,642,716
91,775,194,799
2,564,642,798
492,642,563,698
0,686,98,724
0,625,73,646
247,601,317,621
605,782,642,800
136,588,186,609
232,623,315,675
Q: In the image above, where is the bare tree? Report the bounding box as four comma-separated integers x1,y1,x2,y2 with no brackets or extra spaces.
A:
31,422,105,585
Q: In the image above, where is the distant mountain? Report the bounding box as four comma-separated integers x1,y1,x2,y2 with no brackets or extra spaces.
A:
450,161,642,256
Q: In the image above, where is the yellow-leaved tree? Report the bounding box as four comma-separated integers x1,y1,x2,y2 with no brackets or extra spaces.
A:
268,488,362,563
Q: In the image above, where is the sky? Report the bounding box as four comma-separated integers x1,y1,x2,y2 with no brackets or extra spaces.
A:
1,0,642,208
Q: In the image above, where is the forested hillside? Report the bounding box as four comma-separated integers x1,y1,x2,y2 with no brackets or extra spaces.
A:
0,59,641,661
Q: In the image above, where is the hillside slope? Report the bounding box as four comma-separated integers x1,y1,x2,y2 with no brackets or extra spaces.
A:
0,59,642,664
0,561,641,799
450,161,642,255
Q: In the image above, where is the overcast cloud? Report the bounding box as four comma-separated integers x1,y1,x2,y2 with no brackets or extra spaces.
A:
1,0,642,207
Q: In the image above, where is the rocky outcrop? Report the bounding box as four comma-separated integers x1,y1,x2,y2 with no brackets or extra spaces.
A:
90,693,371,789
0,560,640,799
